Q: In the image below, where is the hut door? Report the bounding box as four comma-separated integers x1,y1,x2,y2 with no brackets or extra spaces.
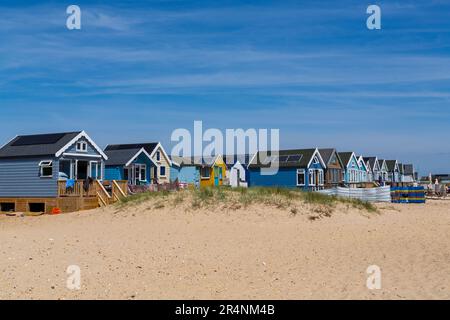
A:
214,166,219,186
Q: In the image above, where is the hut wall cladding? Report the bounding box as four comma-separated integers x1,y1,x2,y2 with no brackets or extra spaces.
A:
64,137,101,156
170,166,199,184
0,157,59,197
104,166,124,180
248,167,298,188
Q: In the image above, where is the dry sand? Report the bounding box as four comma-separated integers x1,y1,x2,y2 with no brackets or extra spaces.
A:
0,193,449,300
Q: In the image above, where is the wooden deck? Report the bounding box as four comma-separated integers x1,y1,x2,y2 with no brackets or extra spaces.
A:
0,180,129,214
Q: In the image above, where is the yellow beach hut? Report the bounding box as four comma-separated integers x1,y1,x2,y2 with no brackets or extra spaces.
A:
199,155,227,187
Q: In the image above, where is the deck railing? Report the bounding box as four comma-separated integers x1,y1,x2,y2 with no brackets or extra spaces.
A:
58,180,99,197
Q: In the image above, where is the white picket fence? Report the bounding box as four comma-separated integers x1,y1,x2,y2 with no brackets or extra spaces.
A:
317,186,391,202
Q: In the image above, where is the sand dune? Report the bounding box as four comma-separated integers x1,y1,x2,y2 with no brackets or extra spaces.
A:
0,192,449,300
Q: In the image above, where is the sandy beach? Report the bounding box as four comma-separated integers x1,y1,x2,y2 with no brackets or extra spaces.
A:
0,191,449,300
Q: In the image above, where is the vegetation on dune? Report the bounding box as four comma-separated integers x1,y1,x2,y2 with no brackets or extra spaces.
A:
116,189,170,206
117,186,378,215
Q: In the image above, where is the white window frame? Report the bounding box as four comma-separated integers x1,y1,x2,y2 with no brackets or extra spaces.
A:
159,165,166,177
133,164,147,183
309,169,316,186
39,160,53,178
76,141,88,153
318,169,324,186
296,169,305,186
200,167,210,179
89,161,99,179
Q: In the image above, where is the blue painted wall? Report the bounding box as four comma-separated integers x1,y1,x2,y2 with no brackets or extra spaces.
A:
171,165,199,185
131,152,154,182
104,152,154,183
249,167,299,188
0,135,105,198
0,157,59,197
105,166,123,180
64,137,101,156
248,160,325,190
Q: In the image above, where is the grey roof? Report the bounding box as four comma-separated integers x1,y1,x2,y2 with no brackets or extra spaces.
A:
105,143,158,155
170,155,219,167
318,149,334,164
338,152,354,167
398,163,404,174
0,131,81,159
403,164,414,175
248,149,317,169
319,148,343,168
385,160,397,171
104,148,143,166
363,157,377,170
222,154,251,167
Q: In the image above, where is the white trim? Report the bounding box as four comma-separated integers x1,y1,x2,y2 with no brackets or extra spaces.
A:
125,148,157,167
200,167,211,179
307,148,327,169
76,141,88,153
296,169,306,186
149,143,172,166
39,160,53,178
159,165,167,177
246,152,258,170
63,152,102,158
89,160,100,179
55,131,108,160
0,135,18,150
345,152,357,169
212,154,224,167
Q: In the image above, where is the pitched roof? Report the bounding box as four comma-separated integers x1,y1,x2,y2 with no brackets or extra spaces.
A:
105,143,158,155
170,155,219,167
318,149,334,164
104,148,143,166
385,160,398,171
248,148,321,169
0,131,82,159
222,154,251,167
363,157,377,170
403,164,414,175
319,148,343,168
398,163,404,174
338,152,354,167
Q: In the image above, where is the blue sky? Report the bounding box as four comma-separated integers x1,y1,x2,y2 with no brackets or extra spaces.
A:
1,0,449,174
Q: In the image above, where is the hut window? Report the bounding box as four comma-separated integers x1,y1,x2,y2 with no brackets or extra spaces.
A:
313,156,319,164
318,170,324,185
90,161,99,179
141,165,147,180
201,167,210,179
39,160,53,178
76,141,87,152
309,169,316,186
296,169,305,186
156,151,161,161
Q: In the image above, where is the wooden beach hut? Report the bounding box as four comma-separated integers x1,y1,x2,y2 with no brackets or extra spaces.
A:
247,148,326,191
318,148,344,188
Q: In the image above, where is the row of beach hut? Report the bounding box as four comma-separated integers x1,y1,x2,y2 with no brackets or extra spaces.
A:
0,130,416,213
171,148,416,190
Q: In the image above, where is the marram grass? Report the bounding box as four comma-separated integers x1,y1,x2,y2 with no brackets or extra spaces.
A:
117,186,377,213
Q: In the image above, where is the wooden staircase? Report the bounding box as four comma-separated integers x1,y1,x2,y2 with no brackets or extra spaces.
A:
96,180,128,207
